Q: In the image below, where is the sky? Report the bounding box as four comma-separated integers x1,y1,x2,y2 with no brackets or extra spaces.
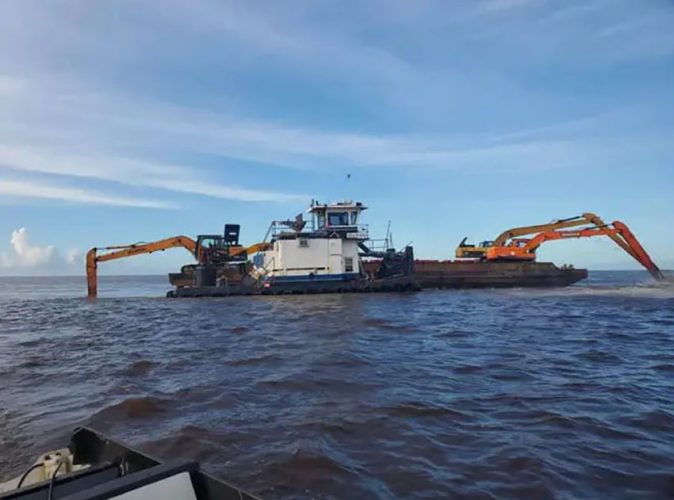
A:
1,0,673,275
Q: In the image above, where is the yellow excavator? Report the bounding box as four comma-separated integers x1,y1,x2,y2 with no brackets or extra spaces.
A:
456,213,611,259
86,224,270,297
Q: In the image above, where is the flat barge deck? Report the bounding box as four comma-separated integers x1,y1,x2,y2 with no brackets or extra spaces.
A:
412,260,587,289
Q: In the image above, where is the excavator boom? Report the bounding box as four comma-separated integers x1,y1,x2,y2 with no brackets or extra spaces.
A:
492,212,604,246
486,221,664,281
86,235,272,297
457,212,613,259
228,242,271,257
86,236,198,298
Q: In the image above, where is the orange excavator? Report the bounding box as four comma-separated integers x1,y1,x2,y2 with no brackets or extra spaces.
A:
456,212,610,259
484,221,665,281
86,225,270,297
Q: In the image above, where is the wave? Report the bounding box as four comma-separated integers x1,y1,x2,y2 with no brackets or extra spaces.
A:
89,396,169,421
503,280,674,299
385,401,472,420
120,360,159,377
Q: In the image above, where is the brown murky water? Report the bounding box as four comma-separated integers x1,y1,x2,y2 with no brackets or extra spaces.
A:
1,273,674,498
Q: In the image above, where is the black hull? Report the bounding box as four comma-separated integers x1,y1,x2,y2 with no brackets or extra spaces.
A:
168,275,420,298
413,260,587,289
167,261,586,298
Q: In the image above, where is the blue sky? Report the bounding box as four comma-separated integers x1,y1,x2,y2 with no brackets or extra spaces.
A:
1,0,673,275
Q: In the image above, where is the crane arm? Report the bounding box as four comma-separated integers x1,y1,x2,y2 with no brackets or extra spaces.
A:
86,236,198,297
519,222,664,280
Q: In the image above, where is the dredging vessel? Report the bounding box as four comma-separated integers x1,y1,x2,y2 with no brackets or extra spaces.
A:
85,201,664,297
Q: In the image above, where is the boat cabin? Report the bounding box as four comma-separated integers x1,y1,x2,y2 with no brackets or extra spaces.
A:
256,201,369,282
308,200,368,238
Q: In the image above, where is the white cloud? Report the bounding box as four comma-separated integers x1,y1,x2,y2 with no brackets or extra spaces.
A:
0,179,174,208
0,0,671,211
2,227,55,269
65,248,82,265
0,143,306,203
1,95,671,188
0,228,85,274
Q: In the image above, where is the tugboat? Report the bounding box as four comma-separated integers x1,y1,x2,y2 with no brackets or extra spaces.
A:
167,200,419,297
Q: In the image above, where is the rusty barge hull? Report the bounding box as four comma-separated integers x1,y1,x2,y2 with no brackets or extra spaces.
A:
169,260,587,297
412,260,587,289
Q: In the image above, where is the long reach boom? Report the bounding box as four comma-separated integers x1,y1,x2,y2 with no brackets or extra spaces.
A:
86,235,270,297
457,213,611,259
485,220,665,281
86,236,198,298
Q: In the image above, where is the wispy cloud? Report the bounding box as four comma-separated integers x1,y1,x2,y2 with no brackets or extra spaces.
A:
1,86,670,186
0,0,672,212
0,143,306,203
0,179,173,208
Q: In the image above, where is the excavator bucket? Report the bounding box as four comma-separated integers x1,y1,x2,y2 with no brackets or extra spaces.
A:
611,221,665,281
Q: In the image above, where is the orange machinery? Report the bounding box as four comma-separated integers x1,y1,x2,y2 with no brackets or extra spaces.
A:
86,233,270,297
485,221,664,281
456,212,610,259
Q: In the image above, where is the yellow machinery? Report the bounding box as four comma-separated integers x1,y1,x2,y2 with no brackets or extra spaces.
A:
86,228,270,297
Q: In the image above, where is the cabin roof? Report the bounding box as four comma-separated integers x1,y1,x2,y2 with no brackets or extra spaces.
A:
307,200,367,213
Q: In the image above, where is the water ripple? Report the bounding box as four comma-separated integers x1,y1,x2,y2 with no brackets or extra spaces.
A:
1,272,673,498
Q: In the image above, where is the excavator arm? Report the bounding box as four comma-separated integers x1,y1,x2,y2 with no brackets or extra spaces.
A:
86,237,272,297
486,221,665,281
228,241,271,257
492,213,604,246
457,213,609,259
86,236,198,297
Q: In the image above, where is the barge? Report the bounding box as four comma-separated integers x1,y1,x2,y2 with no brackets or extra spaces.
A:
164,201,587,297
411,260,587,288
86,200,663,298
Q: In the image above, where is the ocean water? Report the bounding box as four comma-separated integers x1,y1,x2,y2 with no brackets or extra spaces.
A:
1,272,673,498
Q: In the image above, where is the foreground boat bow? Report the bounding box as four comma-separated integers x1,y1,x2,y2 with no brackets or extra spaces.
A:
0,427,256,500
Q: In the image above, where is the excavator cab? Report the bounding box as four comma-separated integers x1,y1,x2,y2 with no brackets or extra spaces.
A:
455,239,494,259
195,233,246,265
510,238,530,248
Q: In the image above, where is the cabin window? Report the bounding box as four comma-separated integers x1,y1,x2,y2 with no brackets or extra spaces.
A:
328,212,349,226
316,213,325,229
299,238,309,247
344,257,354,273
350,212,358,225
